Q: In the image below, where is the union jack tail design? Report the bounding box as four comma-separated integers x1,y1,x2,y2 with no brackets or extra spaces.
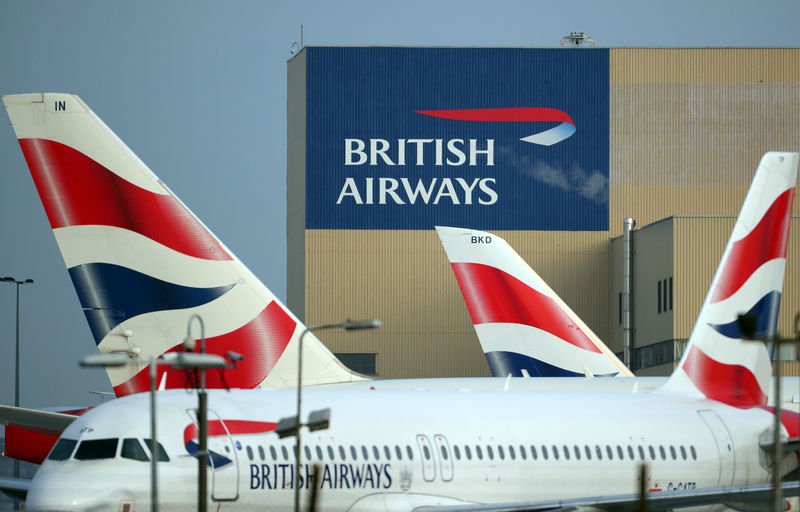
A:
661,152,798,406
3,93,366,395
436,226,632,377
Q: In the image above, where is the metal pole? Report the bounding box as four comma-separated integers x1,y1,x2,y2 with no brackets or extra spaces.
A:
773,342,782,512
150,356,158,512
623,218,635,370
295,328,309,512
187,314,208,512
13,282,19,512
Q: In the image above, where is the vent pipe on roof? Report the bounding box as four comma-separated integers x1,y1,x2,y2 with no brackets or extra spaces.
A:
623,218,635,370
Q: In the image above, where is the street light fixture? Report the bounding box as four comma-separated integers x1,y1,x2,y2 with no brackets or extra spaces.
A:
80,316,241,512
2,276,33,512
737,312,800,512
293,318,381,512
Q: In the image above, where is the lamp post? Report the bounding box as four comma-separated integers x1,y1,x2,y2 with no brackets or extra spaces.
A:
183,314,207,512
1,276,33,512
294,318,381,512
737,312,800,512
80,321,240,512
81,353,162,512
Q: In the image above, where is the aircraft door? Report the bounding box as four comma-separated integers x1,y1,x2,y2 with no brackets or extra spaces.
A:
433,434,453,482
186,409,239,502
697,410,735,486
415,435,437,482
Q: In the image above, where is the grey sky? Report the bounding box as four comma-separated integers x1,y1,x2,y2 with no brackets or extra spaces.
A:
1,0,799,409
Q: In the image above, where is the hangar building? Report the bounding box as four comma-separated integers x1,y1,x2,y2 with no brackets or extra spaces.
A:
287,47,800,378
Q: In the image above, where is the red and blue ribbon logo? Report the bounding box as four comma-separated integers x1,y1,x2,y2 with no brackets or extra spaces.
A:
416,108,576,146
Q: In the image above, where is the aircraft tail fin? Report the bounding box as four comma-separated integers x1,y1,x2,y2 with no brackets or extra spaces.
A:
2,93,366,395
436,226,632,377
661,152,798,406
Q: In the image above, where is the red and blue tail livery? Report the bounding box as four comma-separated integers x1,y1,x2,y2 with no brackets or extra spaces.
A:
436,226,632,378
662,152,798,407
3,93,366,395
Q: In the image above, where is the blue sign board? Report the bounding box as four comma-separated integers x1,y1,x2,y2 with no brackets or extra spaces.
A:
305,47,609,230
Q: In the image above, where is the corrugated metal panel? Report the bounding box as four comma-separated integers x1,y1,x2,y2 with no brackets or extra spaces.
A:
673,217,735,338
673,217,800,343
778,362,800,377
305,229,609,379
609,48,800,238
287,50,307,319
611,48,800,84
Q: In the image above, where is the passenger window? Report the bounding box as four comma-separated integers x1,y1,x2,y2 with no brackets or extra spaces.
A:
423,445,431,460
281,446,289,461
270,446,277,460
659,446,666,460
562,445,570,460
552,446,559,460
573,446,580,460
143,439,170,462
475,446,483,460
596,445,603,460
690,446,697,460
669,446,676,460
362,446,369,460
617,446,624,460
606,446,613,460
258,446,265,461
384,446,392,460
508,445,515,460
406,445,414,460
48,438,78,461
637,446,645,460
540,446,547,460
486,445,493,460
519,445,527,460
121,439,149,462
327,446,335,460
584,446,591,460
465,445,472,460
497,445,504,460
453,445,461,460
441,445,448,460
246,446,253,461
316,446,323,460
373,446,380,460
350,446,358,460
339,446,347,460
648,446,656,460
395,446,402,460
627,446,634,460
304,446,311,460
75,438,119,460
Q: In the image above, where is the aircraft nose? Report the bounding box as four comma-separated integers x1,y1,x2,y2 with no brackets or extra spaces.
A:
25,465,140,512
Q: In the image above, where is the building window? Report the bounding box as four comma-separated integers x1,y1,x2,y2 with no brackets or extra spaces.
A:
669,277,673,311
334,353,377,377
657,280,662,314
658,278,673,314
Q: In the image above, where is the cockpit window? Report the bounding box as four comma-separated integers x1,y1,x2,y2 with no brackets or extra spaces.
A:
74,438,119,460
48,438,78,461
143,438,170,462
122,438,150,462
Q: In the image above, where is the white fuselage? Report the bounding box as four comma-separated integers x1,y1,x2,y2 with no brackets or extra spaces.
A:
25,387,791,512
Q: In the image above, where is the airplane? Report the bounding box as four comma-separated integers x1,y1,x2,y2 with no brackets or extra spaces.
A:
4,91,800,509
0,93,656,472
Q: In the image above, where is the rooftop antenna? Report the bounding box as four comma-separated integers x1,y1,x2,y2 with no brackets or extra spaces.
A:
560,32,596,47
290,25,304,55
